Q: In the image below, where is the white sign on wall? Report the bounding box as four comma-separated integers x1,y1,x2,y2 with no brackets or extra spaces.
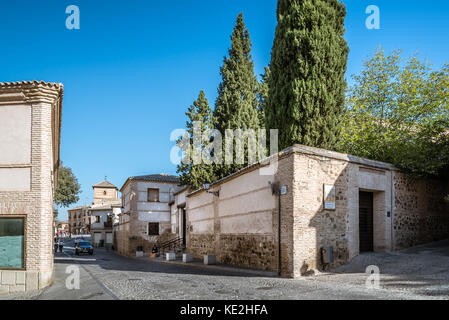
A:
323,184,336,210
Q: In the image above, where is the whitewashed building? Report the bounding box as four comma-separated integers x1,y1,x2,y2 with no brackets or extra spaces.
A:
114,174,182,256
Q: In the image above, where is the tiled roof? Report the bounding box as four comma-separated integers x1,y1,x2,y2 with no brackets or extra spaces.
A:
0,80,63,90
92,180,118,189
89,200,121,211
67,205,90,212
120,174,180,191
129,174,180,183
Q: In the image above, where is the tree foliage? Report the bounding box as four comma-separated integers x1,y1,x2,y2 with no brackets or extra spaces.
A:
337,48,449,177
54,163,81,207
257,66,270,127
213,13,261,179
177,91,216,190
266,0,349,151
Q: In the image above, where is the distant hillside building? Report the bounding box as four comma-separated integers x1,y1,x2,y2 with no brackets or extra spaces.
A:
0,81,63,294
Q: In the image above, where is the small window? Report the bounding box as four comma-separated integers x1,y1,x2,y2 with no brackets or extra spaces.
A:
103,190,107,195
95,216,100,223
147,188,159,202
148,222,159,236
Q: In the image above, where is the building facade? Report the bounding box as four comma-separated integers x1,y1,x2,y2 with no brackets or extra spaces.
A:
89,180,120,247
89,201,121,247
182,145,449,277
169,187,189,246
114,174,183,256
68,180,120,239
0,81,63,294
55,221,69,238
68,206,91,235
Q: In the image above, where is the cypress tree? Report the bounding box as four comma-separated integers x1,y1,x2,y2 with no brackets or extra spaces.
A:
177,90,216,190
266,0,349,151
213,13,261,178
257,66,271,127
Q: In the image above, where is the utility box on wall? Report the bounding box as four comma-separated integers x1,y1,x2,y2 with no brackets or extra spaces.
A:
321,246,334,264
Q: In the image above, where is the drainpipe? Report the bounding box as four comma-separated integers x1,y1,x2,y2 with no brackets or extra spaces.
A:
270,181,283,277
390,171,394,251
277,189,281,277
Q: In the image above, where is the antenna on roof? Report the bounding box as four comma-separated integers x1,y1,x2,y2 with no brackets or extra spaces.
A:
105,175,107,181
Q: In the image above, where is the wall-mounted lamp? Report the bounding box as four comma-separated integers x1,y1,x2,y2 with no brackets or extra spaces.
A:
203,182,219,197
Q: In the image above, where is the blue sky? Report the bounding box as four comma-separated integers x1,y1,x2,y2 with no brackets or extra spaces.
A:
1,0,448,220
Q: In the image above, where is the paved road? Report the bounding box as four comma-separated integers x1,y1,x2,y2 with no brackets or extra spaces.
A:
3,239,449,300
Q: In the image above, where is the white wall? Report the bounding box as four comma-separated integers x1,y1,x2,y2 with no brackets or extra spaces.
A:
187,167,276,236
0,104,31,165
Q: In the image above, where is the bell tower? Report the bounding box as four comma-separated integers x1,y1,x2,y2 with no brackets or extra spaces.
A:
92,179,119,205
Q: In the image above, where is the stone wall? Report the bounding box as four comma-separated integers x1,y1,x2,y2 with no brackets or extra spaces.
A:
393,172,449,249
290,146,395,276
183,145,449,278
186,156,290,273
292,152,351,275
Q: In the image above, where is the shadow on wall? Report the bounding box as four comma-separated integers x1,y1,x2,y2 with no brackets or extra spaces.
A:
303,151,449,276
306,158,351,274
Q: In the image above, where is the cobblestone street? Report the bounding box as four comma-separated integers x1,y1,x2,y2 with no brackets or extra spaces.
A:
2,239,449,300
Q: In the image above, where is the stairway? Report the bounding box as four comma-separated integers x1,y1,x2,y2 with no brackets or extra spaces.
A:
157,237,186,258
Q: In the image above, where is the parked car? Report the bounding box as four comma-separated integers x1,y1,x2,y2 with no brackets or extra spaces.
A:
75,241,94,255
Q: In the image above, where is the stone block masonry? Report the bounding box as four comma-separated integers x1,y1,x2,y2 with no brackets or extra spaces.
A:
184,144,449,278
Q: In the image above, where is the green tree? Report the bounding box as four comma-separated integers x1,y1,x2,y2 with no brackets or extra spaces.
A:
266,0,349,150
257,66,271,127
54,163,81,207
337,48,449,177
213,13,261,178
177,91,216,190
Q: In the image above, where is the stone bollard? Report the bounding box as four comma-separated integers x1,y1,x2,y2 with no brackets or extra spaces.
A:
183,253,193,263
203,255,216,265
166,252,176,261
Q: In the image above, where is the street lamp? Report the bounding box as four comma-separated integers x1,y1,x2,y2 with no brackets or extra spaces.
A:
203,182,219,197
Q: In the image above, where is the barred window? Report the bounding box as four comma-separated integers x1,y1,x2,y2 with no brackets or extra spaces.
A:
147,188,159,202
148,222,159,236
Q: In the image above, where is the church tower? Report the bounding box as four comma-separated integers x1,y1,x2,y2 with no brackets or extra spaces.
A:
92,179,119,205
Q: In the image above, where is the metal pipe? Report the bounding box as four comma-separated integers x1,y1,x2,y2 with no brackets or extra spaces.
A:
390,171,394,251
278,190,281,276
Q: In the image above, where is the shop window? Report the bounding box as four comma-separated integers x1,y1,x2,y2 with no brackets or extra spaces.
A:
0,218,25,269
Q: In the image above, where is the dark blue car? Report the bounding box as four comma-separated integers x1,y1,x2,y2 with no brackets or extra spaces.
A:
75,241,94,255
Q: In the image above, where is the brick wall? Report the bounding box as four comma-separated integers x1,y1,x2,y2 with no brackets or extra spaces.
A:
0,82,62,294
